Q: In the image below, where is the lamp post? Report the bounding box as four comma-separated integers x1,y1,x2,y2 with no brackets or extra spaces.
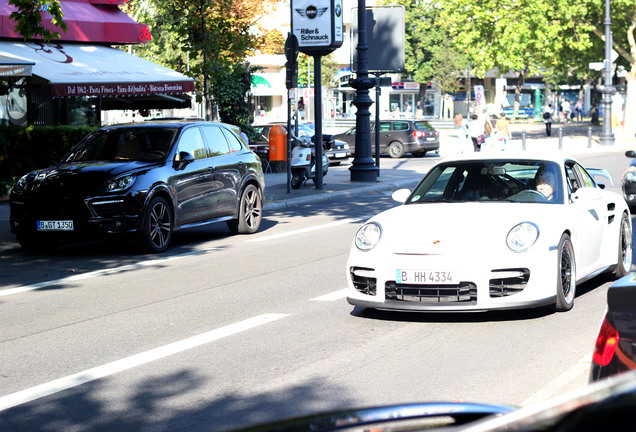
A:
349,1,379,182
600,0,614,146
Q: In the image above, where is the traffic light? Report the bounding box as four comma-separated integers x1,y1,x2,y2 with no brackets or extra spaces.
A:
286,60,298,89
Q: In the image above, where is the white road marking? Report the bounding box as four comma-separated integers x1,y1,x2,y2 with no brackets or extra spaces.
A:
310,289,348,302
521,354,591,406
0,248,218,297
0,313,289,412
245,218,365,243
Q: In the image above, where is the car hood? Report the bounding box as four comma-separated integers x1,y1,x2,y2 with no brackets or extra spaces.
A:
18,161,153,196
367,202,559,255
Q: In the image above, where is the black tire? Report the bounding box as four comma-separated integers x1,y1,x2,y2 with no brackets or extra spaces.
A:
291,170,304,189
614,212,633,278
139,196,172,253
388,141,405,158
555,233,576,311
227,184,262,235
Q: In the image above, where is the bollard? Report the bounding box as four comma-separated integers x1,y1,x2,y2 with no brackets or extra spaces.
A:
522,130,526,150
588,127,593,148
558,127,563,150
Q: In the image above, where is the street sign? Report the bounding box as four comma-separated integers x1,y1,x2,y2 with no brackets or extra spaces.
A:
291,0,343,56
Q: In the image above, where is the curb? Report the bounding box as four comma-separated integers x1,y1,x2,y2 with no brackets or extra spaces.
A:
264,178,419,211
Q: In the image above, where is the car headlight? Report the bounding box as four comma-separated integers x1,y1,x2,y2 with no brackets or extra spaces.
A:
506,222,539,252
343,143,350,150
355,222,382,251
104,175,135,192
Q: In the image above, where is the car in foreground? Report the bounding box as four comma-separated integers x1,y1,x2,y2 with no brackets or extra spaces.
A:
622,150,636,208
10,121,264,253
229,370,636,431
589,273,636,382
346,152,632,312
333,119,439,158
252,122,351,165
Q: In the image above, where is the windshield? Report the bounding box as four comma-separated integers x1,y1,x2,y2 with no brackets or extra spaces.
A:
407,160,564,204
63,127,178,163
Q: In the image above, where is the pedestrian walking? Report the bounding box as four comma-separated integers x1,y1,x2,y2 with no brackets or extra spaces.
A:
468,114,486,152
543,104,553,136
561,99,571,124
454,112,470,154
495,113,511,149
574,99,584,122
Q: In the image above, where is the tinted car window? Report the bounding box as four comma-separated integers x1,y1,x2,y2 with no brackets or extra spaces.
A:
202,126,230,156
179,127,207,160
413,121,433,130
222,128,244,152
65,127,177,163
392,121,409,131
379,122,391,132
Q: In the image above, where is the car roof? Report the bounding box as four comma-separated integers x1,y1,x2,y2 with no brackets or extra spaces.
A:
438,150,575,165
102,120,237,131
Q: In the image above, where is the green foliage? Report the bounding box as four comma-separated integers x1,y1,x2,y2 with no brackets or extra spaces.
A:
0,125,95,195
297,53,339,88
9,0,67,42
380,0,469,94
211,64,257,137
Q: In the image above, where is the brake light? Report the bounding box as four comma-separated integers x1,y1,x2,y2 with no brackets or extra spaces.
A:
413,130,426,138
593,315,619,366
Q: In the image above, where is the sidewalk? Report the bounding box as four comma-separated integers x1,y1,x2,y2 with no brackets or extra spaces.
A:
1,120,634,245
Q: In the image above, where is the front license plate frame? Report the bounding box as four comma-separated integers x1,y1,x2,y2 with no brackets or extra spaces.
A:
396,269,454,285
37,220,74,231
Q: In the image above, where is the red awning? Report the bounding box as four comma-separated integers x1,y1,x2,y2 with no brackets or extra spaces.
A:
0,0,151,44
0,41,194,97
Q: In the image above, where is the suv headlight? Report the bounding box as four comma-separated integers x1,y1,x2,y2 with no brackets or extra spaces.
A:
355,222,382,251
104,175,135,192
507,222,539,252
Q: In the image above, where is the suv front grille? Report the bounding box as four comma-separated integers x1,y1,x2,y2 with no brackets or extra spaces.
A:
385,282,477,304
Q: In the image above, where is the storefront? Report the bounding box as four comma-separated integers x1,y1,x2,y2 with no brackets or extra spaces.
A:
0,0,194,126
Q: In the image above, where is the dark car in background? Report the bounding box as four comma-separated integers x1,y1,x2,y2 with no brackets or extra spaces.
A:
10,121,264,253
333,119,439,158
622,150,636,208
590,273,636,382
252,122,351,165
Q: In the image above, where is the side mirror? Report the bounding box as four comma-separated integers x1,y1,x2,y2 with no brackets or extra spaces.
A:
626,150,636,158
392,189,411,203
174,151,195,170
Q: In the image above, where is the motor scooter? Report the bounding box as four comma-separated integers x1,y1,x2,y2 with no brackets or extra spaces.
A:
290,135,329,189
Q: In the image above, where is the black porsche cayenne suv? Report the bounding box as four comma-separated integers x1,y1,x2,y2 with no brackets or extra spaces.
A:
10,121,265,253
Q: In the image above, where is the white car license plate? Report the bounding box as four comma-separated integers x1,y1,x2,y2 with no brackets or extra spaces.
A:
335,152,346,158
396,269,454,285
37,220,74,231
426,137,436,141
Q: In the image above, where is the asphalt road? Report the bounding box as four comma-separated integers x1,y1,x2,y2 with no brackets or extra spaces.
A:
0,151,632,432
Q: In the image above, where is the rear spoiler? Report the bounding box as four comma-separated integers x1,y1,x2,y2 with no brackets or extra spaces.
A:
587,168,614,186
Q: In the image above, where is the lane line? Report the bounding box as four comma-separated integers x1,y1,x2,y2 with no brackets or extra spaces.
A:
521,354,591,406
245,217,365,243
310,289,347,302
0,313,289,412
0,248,218,297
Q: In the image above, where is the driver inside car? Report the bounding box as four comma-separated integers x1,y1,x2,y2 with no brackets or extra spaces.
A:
536,170,557,201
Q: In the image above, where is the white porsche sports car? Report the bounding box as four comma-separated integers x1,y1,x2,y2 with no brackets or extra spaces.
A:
346,152,633,312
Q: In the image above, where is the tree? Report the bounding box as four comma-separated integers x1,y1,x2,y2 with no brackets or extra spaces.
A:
9,0,67,42
440,0,595,113
379,0,469,115
124,0,276,123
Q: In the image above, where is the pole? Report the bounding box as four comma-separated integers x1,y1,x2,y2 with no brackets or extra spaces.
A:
600,0,614,145
349,4,379,182
314,55,323,189
375,75,381,176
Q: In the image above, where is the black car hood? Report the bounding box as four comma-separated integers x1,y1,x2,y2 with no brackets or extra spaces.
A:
22,161,152,196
